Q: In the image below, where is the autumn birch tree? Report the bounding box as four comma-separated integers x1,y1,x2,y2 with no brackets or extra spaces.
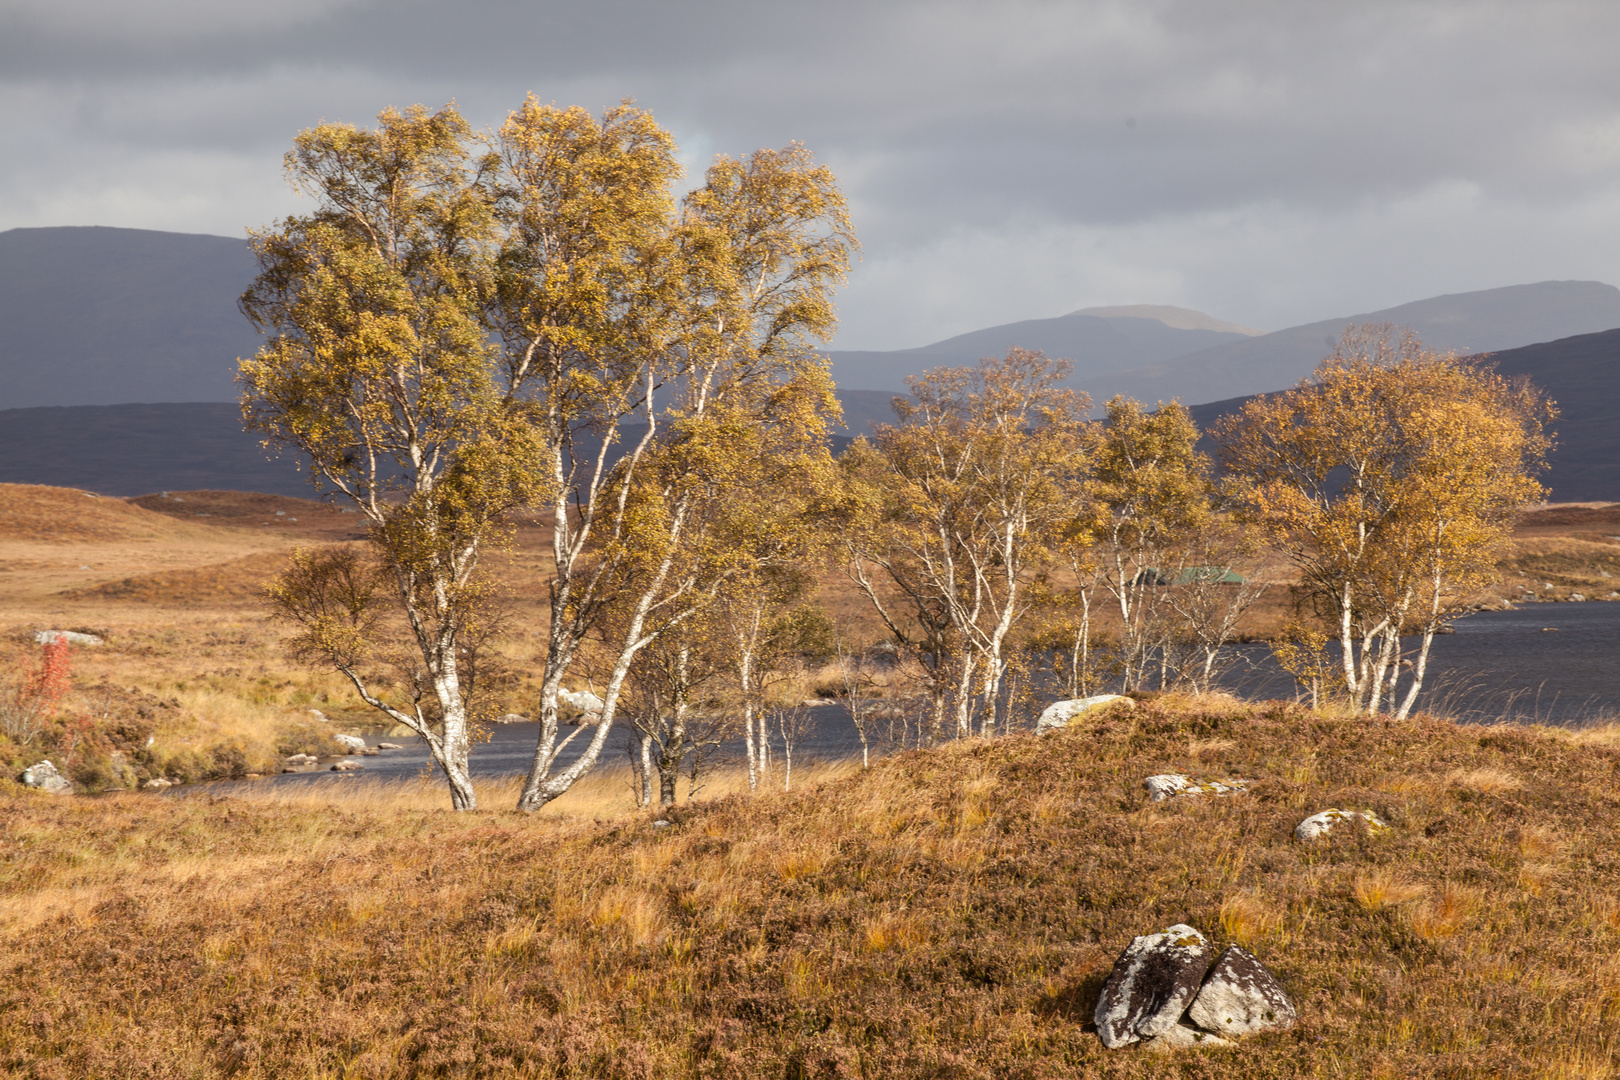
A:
1218,324,1552,717
241,104,523,810
842,349,1092,737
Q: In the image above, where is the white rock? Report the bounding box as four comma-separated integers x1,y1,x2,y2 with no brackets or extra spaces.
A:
1145,774,1253,802
307,709,328,722
1294,808,1388,841
20,760,73,794
1036,695,1132,733
1187,945,1297,1037
1094,923,1213,1048
376,742,402,750
143,777,177,790
557,689,605,719
495,712,528,724
1140,1023,1233,1053
33,630,103,646
332,733,368,752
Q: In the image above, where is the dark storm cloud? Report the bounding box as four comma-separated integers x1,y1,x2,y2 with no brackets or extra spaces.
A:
4,0,1620,346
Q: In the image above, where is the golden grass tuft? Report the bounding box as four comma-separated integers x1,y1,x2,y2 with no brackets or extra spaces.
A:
1405,883,1481,941
1445,766,1523,793
1218,890,1285,945
1352,867,1428,912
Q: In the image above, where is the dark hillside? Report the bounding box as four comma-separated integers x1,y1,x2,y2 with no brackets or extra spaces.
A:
0,226,260,409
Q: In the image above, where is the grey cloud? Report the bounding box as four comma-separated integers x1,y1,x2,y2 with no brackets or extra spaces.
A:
3,0,1620,346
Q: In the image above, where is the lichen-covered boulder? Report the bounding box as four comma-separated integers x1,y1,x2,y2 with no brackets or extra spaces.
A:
34,630,103,646
1294,808,1388,841
1036,694,1132,733
21,760,73,794
1093,923,1213,1048
20,760,73,794
1144,774,1252,802
1187,945,1297,1037
1140,1023,1233,1053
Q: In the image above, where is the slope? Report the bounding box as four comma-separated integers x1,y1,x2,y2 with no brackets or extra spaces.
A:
0,226,261,410
1099,280,1620,408
826,306,1260,392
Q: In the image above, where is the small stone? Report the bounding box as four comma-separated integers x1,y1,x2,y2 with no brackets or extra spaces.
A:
1187,945,1297,1037
142,777,177,789
33,630,103,646
495,712,528,724
1570,593,1586,602
652,819,672,828
331,761,363,772
1294,808,1387,841
1144,775,1252,802
1094,923,1214,1048
307,709,328,722
376,743,402,750
20,761,73,794
1036,695,1133,733
1140,1023,1233,1053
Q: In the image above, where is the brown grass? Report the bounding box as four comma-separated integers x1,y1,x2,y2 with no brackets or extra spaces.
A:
5,704,1620,1076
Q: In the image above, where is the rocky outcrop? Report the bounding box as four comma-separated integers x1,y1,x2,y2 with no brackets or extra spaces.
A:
20,760,73,794
1094,924,1214,1048
1096,928,1295,1052
34,630,102,646
1144,774,1252,802
558,689,605,722
1186,945,1297,1036
1036,695,1133,733
1295,808,1388,841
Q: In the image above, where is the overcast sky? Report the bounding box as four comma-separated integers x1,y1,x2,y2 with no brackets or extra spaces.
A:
4,0,1619,348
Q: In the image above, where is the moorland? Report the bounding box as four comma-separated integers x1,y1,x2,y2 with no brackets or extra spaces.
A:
5,483,1620,1077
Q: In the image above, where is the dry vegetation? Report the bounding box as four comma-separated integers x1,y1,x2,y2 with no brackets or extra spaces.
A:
6,702,1620,1077
6,484,1620,1075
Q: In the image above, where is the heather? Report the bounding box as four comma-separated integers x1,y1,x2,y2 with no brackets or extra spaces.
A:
5,699,1619,1078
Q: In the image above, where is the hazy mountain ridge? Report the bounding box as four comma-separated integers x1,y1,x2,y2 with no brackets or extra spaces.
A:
826,310,1255,393
1091,280,1620,408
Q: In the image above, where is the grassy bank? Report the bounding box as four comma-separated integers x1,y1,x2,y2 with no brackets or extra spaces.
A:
5,699,1620,1078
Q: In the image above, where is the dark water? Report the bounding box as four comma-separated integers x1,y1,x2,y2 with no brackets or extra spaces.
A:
246,702,874,790
224,600,1620,793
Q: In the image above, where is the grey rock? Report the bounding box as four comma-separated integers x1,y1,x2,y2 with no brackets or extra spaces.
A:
1294,808,1388,841
20,760,73,794
495,712,528,724
332,733,367,752
307,709,328,722
1094,923,1214,1048
331,761,363,772
1144,774,1252,802
376,742,402,750
1036,694,1133,733
1187,945,1297,1037
1140,1023,1234,1053
33,629,102,646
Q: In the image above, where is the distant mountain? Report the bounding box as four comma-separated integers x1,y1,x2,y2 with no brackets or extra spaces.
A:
0,226,262,410
1185,327,1620,503
1092,281,1620,407
826,306,1261,393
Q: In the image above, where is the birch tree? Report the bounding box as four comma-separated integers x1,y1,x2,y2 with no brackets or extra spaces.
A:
842,349,1092,737
242,104,523,810
505,132,855,810
1218,324,1552,717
